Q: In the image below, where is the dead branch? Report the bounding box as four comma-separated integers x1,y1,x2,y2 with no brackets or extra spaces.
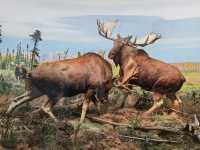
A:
166,107,191,116
86,114,130,127
119,134,180,144
22,125,33,134
134,126,180,133
76,113,181,133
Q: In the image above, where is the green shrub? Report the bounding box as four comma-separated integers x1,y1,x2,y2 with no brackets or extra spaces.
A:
0,81,12,94
134,90,153,110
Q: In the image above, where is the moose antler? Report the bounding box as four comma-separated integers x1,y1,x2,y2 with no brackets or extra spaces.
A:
97,19,118,41
97,19,161,47
131,32,161,47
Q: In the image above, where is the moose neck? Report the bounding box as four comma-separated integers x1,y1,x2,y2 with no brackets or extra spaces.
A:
112,45,136,66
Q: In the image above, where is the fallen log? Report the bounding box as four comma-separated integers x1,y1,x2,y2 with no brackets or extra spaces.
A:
119,135,180,144
82,129,180,144
72,112,181,133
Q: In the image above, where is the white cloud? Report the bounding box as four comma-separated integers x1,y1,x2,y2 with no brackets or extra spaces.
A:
0,0,200,42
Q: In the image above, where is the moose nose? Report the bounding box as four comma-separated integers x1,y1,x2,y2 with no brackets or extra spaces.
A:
108,52,114,59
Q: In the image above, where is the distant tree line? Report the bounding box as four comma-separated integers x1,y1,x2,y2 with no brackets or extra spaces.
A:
0,27,43,71
0,24,106,71
0,43,32,70
173,63,200,72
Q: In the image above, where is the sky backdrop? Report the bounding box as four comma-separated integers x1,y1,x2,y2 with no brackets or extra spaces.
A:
0,0,200,62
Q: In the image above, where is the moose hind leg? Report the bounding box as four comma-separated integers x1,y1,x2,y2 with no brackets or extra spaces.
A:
7,89,42,114
143,92,163,117
167,93,183,116
13,91,31,102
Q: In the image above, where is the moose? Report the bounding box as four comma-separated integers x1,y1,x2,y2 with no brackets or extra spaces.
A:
97,19,186,117
7,53,113,126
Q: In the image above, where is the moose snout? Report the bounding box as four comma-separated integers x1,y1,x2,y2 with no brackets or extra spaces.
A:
108,52,115,59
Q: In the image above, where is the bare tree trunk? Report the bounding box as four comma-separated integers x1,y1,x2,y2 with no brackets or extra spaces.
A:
31,40,37,70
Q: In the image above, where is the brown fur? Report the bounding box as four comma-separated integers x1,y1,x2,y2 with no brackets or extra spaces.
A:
108,37,186,116
8,52,113,123
29,52,113,104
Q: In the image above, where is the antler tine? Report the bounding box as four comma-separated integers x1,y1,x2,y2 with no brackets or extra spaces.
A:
129,32,161,47
96,19,116,41
137,35,149,47
97,19,161,47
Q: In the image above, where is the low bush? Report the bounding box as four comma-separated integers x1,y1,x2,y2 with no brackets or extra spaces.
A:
0,81,12,94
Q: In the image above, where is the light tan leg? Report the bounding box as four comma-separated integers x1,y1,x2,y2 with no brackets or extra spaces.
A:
42,98,58,122
117,64,138,91
143,93,163,117
176,95,183,112
13,91,31,102
168,94,183,117
7,91,42,114
78,90,94,124
120,67,138,85
74,98,90,145
79,99,90,124
171,100,181,111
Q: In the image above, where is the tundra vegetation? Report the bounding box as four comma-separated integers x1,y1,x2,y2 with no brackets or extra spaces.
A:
0,22,200,150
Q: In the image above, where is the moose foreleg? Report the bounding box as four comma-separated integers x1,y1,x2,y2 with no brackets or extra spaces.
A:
79,99,90,124
91,95,101,115
41,98,58,122
74,90,94,144
74,98,90,142
118,65,138,90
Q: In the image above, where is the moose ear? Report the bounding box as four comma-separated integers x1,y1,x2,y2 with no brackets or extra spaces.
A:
116,34,121,39
124,39,129,44
124,35,132,44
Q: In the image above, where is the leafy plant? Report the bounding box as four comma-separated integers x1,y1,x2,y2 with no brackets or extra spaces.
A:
135,89,153,110
0,81,12,94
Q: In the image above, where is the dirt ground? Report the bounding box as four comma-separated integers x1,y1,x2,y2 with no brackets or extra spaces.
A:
0,87,200,150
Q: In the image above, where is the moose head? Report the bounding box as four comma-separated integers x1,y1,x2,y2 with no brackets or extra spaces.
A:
97,19,161,59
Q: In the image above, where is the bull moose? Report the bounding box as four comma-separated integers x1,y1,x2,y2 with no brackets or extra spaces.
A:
7,53,113,126
97,19,186,117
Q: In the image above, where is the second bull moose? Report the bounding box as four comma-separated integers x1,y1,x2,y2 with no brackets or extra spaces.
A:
97,19,186,117
7,53,113,126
